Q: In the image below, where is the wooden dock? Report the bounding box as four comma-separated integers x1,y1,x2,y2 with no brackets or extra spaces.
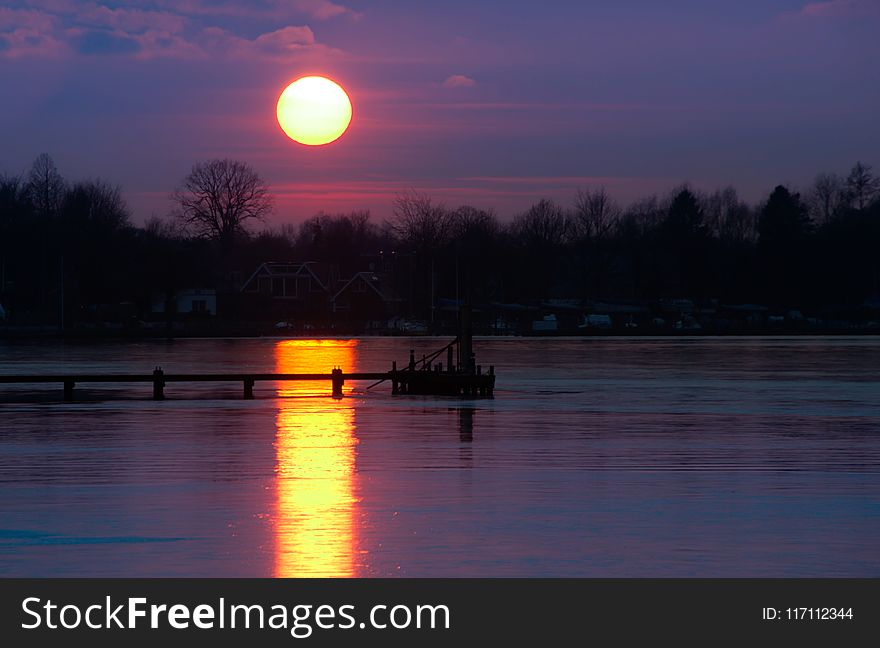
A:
0,365,495,401
0,306,497,401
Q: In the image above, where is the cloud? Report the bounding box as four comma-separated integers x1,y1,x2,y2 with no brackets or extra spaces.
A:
442,74,476,88
199,24,341,61
254,24,315,50
0,2,340,61
289,0,361,21
796,0,880,18
69,27,141,55
0,27,66,58
77,5,187,34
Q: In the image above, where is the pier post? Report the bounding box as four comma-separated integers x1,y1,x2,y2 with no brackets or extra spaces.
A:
391,361,398,395
488,366,495,397
447,345,454,372
152,367,165,400
331,368,344,399
243,377,255,399
459,304,473,374
409,350,415,371
63,380,75,401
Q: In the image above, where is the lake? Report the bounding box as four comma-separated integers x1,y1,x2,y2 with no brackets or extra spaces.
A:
1,336,878,577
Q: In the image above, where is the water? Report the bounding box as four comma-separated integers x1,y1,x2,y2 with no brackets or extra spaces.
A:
1,336,878,577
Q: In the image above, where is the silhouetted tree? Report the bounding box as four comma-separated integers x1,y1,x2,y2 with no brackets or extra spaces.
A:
26,153,66,220
388,191,453,252
845,161,879,211
808,173,845,224
573,187,619,241
171,158,272,249
758,185,812,305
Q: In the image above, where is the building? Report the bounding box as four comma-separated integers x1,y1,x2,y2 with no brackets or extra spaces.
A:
151,289,216,316
331,271,402,326
239,262,331,321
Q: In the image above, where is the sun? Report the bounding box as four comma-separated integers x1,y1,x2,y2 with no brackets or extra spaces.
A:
276,76,352,146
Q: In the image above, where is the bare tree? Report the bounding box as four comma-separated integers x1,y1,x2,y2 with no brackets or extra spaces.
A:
704,186,754,243
26,153,66,219
808,173,844,224
63,179,131,230
388,191,453,250
573,187,620,241
171,159,272,247
845,161,879,211
511,199,571,247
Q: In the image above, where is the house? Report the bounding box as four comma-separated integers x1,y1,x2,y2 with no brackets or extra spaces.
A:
241,262,329,299
151,289,216,316
239,262,331,321
331,272,402,324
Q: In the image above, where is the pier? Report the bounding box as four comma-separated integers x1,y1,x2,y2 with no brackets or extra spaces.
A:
0,365,494,400
0,307,496,401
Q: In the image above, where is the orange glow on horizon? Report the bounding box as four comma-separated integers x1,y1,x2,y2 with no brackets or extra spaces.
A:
273,339,359,577
276,76,353,146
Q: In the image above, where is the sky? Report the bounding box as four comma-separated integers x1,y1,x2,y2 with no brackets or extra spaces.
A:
1,0,879,225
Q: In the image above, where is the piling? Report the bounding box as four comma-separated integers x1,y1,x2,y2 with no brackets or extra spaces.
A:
152,367,165,400
243,377,255,399
331,368,344,399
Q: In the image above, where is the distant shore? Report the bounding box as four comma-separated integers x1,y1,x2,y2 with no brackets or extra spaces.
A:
2,325,878,341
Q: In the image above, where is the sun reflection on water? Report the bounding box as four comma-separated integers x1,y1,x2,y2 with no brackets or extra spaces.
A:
273,339,359,577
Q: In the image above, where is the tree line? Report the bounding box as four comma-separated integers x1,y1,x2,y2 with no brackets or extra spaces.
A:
1,154,879,326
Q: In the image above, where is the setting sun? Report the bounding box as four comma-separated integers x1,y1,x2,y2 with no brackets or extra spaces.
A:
276,76,352,146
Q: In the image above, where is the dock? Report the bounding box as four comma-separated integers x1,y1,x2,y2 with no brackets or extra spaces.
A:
0,364,494,401
0,306,496,401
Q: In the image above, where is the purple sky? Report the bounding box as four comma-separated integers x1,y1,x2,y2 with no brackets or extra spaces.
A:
2,0,879,225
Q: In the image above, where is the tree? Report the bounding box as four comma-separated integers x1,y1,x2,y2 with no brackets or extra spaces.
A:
662,187,707,241
808,173,845,224
757,185,812,305
704,186,753,243
62,180,131,232
26,153,66,219
388,191,453,252
511,199,571,248
573,187,619,242
171,158,272,248
845,161,879,211
758,185,811,248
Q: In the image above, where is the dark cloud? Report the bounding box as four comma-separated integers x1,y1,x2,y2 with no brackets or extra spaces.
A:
71,29,141,55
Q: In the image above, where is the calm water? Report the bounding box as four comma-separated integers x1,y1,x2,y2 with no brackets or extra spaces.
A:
1,336,878,577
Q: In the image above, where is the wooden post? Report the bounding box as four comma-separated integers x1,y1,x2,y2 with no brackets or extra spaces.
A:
391,361,398,395
331,368,344,399
459,304,473,374
409,349,415,371
63,380,74,401
447,345,454,372
152,367,165,400
243,377,255,399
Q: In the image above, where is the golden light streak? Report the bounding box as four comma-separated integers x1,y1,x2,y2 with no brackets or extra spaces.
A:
273,339,359,577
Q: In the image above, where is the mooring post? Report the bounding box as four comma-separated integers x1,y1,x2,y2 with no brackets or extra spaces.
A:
63,380,75,401
447,345,454,372
243,377,255,400
391,361,398,395
409,349,415,371
331,367,344,399
152,366,165,400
